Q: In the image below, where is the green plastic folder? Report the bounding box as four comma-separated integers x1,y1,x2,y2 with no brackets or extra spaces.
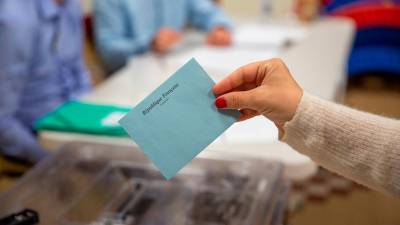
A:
35,101,130,136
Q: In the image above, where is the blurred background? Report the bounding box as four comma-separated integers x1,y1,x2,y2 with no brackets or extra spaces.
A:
1,0,400,225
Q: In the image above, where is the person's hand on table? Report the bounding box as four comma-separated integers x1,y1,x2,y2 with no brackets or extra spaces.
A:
213,58,303,137
206,27,232,47
152,28,182,53
295,0,321,22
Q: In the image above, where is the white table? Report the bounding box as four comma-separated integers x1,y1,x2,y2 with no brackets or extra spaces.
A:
39,18,355,181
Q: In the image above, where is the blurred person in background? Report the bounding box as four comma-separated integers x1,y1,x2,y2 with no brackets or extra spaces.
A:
0,0,91,163
94,0,233,73
296,0,400,77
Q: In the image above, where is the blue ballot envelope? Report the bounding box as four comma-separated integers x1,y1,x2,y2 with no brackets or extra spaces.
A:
119,58,240,179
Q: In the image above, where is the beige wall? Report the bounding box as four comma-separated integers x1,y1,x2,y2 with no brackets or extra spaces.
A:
222,0,260,16
81,0,93,15
80,0,296,18
223,0,296,18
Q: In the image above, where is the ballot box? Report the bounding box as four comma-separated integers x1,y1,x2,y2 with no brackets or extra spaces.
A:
0,142,289,225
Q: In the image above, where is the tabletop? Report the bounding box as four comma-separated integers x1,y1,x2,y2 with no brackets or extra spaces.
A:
39,18,355,180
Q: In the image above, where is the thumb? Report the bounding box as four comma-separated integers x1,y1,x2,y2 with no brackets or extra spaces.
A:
215,89,260,110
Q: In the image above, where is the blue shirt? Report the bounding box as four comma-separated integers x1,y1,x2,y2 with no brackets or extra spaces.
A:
0,0,91,162
94,0,232,72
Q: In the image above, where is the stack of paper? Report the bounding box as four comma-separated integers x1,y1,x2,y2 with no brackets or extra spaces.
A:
234,24,308,48
224,116,278,144
168,46,279,80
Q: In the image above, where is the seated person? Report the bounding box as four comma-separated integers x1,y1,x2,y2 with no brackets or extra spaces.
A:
94,0,233,73
0,0,91,163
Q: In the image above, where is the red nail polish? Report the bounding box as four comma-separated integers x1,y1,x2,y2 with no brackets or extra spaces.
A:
215,97,227,108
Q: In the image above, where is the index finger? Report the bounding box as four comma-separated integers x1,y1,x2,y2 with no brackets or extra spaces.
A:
212,60,266,95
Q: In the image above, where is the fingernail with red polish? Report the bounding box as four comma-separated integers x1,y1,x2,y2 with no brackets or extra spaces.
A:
215,97,227,108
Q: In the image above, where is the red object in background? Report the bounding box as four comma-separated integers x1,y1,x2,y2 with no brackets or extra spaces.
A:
331,4,400,29
84,15,94,43
322,0,332,6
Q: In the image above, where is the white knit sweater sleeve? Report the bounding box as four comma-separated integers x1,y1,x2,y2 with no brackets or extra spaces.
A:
282,92,400,196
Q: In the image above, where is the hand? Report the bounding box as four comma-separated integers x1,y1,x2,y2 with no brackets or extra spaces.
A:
152,28,182,53
295,0,321,22
206,27,232,47
213,58,303,136
213,0,223,4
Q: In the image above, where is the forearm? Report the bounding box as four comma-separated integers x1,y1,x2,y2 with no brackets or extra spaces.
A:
0,117,48,163
205,10,232,31
94,0,153,71
189,0,232,31
0,15,47,163
97,36,151,71
283,93,400,196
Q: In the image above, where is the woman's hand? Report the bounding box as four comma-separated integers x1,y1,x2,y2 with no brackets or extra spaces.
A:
295,0,321,22
206,27,232,47
213,58,303,135
152,28,182,53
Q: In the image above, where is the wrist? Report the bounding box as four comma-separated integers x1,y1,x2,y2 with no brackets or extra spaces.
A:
287,89,304,123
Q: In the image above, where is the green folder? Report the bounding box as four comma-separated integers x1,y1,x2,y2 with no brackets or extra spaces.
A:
35,101,130,136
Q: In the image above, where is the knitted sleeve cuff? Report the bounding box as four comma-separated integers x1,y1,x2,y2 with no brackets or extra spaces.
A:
281,92,322,156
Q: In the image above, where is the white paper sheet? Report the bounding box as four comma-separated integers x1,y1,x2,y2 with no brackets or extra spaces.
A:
224,116,278,144
234,24,308,47
168,46,279,80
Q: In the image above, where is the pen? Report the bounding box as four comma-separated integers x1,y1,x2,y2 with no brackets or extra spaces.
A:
0,209,39,225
